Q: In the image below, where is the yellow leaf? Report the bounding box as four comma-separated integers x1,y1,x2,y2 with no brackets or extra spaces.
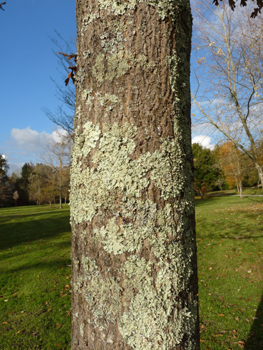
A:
218,314,225,317
2,322,8,325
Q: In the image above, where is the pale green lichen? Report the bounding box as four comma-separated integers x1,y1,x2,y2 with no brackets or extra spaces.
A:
80,323,84,337
70,119,196,346
83,49,91,59
92,51,150,84
100,31,126,54
119,253,196,349
83,12,100,28
97,92,119,112
97,0,176,20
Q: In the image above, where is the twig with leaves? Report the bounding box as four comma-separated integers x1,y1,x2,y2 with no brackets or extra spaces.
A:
58,52,77,86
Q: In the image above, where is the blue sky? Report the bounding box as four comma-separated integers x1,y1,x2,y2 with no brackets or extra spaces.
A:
0,0,76,173
0,0,214,174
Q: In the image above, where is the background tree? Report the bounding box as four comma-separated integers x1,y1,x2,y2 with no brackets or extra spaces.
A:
192,143,223,198
0,154,12,207
41,132,71,209
216,141,249,197
244,138,263,188
18,163,34,204
191,0,263,188
70,0,199,349
28,164,53,205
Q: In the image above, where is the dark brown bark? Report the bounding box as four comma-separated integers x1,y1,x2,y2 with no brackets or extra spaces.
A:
71,1,199,349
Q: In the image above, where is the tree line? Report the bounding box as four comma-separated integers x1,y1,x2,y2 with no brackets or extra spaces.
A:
1,135,262,207
0,135,71,208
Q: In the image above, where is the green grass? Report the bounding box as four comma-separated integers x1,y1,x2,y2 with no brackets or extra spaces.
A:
0,205,71,350
196,196,263,350
0,197,263,349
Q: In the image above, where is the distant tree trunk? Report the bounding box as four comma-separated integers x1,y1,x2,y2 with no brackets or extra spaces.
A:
239,179,243,199
13,191,19,206
70,1,200,349
256,164,263,190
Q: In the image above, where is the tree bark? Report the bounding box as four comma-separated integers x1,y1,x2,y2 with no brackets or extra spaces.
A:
70,1,200,349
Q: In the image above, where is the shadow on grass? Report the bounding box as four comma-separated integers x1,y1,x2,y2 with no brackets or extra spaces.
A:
0,211,71,251
195,215,263,242
2,257,72,277
245,294,263,350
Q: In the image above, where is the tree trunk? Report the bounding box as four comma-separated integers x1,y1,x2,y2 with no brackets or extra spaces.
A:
70,1,199,349
59,194,63,209
255,163,263,190
239,179,243,199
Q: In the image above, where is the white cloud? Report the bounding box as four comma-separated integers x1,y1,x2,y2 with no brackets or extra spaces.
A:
3,127,69,175
10,127,68,153
192,135,215,149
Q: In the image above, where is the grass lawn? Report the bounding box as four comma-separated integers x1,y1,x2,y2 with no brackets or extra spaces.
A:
0,205,71,350
196,196,263,350
0,196,263,349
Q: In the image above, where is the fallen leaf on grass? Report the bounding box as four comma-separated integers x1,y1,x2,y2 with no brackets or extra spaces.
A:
57,323,62,329
200,339,206,342
16,330,21,334
55,343,61,347
2,322,8,325
218,314,225,317
238,340,245,349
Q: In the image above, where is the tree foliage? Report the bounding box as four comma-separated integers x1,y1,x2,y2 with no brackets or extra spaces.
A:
214,0,263,18
0,155,12,206
192,143,223,198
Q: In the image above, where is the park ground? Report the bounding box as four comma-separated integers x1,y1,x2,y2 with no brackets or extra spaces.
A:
0,190,263,349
